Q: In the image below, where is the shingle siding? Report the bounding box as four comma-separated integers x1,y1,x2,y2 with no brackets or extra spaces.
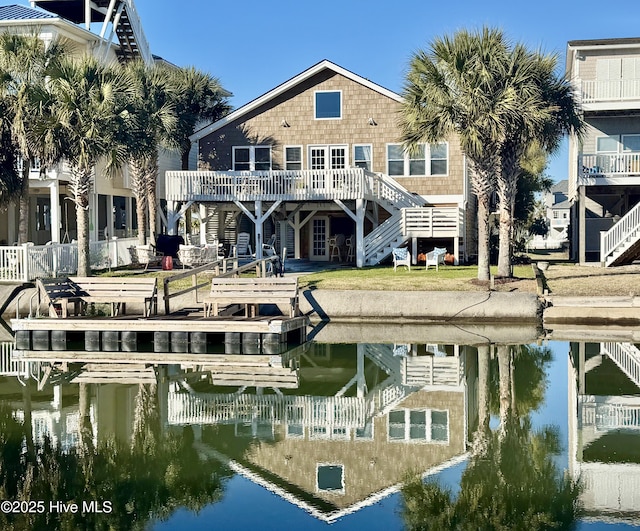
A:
199,69,465,198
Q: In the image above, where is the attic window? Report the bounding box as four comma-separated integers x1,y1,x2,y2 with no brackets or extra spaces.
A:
315,91,342,119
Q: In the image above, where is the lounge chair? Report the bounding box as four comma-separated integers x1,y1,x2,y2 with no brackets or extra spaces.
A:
233,232,253,258
425,247,447,271
392,247,411,271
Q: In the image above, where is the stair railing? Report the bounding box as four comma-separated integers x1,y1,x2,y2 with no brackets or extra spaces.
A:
601,200,640,264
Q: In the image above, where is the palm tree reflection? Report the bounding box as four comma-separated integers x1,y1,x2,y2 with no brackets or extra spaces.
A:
0,382,230,530
402,344,582,530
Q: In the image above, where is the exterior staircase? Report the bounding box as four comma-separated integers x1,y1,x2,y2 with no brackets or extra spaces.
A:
364,206,464,266
35,0,152,65
602,342,640,389
601,201,640,266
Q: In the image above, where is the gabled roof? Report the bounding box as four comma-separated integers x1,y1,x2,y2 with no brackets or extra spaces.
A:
550,179,568,193
0,4,57,21
191,59,402,142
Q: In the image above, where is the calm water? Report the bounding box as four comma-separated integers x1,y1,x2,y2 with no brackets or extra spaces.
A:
0,326,639,530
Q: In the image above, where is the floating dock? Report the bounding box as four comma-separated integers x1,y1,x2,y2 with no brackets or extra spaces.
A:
11,314,309,357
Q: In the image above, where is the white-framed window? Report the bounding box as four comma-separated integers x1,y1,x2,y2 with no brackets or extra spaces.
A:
285,145,302,170
232,146,271,171
315,90,342,119
388,408,449,443
16,157,41,173
622,134,640,152
386,143,448,176
596,135,619,154
316,463,345,494
353,144,372,171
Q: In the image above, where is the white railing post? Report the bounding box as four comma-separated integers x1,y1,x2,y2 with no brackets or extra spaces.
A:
21,243,30,283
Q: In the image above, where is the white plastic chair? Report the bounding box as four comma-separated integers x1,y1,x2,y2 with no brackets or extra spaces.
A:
425,247,447,271
233,232,253,258
392,247,411,271
329,234,345,262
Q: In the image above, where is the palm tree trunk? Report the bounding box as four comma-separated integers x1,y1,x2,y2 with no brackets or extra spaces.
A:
76,201,90,277
477,192,491,282
497,193,512,277
145,156,159,248
473,344,491,457
497,344,512,437
129,158,147,246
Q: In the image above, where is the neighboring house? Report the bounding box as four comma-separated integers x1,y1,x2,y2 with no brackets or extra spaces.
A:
166,60,472,267
566,38,640,265
0,1,177,246
545,179,570,240
569,341,640,523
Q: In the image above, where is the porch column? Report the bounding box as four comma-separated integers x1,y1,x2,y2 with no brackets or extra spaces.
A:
411,238,417,265
356,344,366,398
255,200,263,259
294,211,301,259
125,197,133,238
167,201,178,235
105,194,114,240
199,204,207,245
7,202,16,244
578,186,586,264
356,198,365,268
49,180,60,243
89,193,98,242
454,237,460,265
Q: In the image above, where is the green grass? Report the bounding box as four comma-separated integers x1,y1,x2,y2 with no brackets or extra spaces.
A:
298,265,535,291
97,264,536,293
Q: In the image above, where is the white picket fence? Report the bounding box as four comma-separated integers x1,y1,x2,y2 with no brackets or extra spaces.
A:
0,237,138,282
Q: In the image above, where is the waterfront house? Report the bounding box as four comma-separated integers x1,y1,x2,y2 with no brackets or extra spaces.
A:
166,60,473,267
566,38,640,265
0,1,178,247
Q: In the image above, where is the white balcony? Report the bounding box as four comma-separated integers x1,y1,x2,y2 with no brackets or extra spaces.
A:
579,153,640,186
579,79,640,111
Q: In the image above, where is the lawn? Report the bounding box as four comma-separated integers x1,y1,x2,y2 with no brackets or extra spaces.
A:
297,265,538,292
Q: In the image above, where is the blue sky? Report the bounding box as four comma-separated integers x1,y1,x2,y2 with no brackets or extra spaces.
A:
11,0,640,180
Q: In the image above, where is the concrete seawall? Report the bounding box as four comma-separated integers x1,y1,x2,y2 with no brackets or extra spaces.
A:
299,289,542,323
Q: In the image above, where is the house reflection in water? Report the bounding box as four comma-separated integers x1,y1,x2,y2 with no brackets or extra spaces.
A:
167,342,477,520
0,337,478,521
569,341,640,523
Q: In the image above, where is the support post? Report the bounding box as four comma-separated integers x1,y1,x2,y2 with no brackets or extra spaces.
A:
355,198,365,267
578,186,586,264
49,180,60,243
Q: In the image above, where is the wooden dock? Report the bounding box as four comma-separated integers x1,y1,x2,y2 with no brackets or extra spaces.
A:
11,314,309,357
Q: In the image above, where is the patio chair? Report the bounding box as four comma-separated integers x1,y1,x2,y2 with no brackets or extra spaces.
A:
392,247,411,271
345,235,354,262
233,232,253,258
262,234,277,257
329,234,345,262
425,247,447,271
129,245,163,271
177,244,202,268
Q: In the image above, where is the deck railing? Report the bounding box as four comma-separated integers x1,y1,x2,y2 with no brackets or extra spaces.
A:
165,168,426,208
579,153,640,183
580,79,640,103
0,237,138,283
600,201,640,264
167,392,373,429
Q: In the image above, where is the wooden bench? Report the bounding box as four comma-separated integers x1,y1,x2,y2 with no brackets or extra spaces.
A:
38,277,158,318
203,277,299,318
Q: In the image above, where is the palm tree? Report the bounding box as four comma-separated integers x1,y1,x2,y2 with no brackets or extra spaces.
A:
0,98,21,207
0,31,67,243
166,65,231,171
495,47,583,277
34,55,131,276
121,60,178,246
401,28,516,281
